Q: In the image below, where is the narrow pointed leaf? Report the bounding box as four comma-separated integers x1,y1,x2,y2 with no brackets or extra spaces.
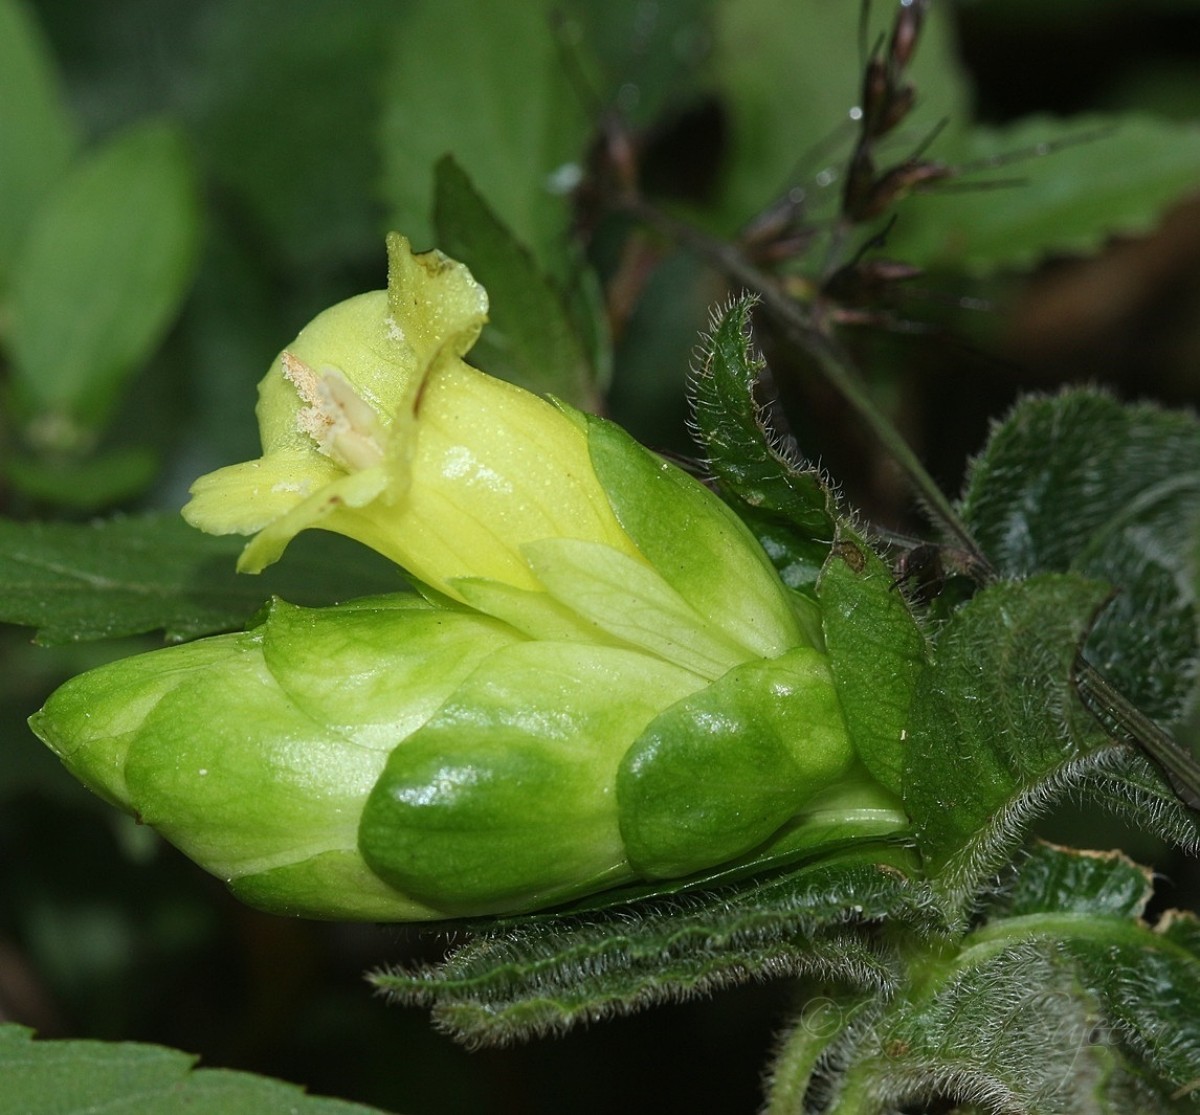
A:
691,297,836,530
372,845,937,1048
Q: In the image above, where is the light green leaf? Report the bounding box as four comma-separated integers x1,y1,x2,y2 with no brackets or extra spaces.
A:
0,513,403,645
7,120,201,448
712,0,972,232
0,0,77,290
0,1023,391,1114
4,446,158,510
379,0,589,269
889,113,1200,275
433,155,599,408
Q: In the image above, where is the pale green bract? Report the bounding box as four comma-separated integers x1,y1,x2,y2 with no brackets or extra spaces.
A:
29,235,908,921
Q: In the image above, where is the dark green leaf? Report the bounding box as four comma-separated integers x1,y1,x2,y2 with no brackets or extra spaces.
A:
188,0,395,271
890,113,1200,276
961,391,1200,580
991,841,1154,920
372,845,937,1048
0,1024,390,1114
0,514,404,645
7,120,201,448
0,0,77,288
433,156,599,408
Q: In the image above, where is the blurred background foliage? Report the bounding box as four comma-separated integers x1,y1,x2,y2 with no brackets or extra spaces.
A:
3,0,1200,1111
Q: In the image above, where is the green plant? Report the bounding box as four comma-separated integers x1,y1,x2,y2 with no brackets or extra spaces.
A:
6,1,1200,1112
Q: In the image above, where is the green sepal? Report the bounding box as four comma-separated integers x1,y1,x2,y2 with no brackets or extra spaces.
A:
521,537,752,679
690,295,837,539
359,641,703,917
28,631,251,810
260,593,520,746
584,410,806,661
29,592,543,921
817,527,928,796
618,647,854,879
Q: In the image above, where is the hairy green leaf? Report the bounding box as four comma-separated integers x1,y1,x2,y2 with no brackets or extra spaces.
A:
433,155,599,408
962,391,1200,579
0,1024,388,1114
372,845,937,1048
890,113,1200,276
0,0,76,288
825,942,1172,1113
0,514,403,644
905,574,1199,909
772,844,1200,1113
961,389,1200,722
7,120,201,449
690,296,839,596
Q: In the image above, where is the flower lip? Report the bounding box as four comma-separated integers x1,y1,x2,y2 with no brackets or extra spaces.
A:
182,234,811,677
